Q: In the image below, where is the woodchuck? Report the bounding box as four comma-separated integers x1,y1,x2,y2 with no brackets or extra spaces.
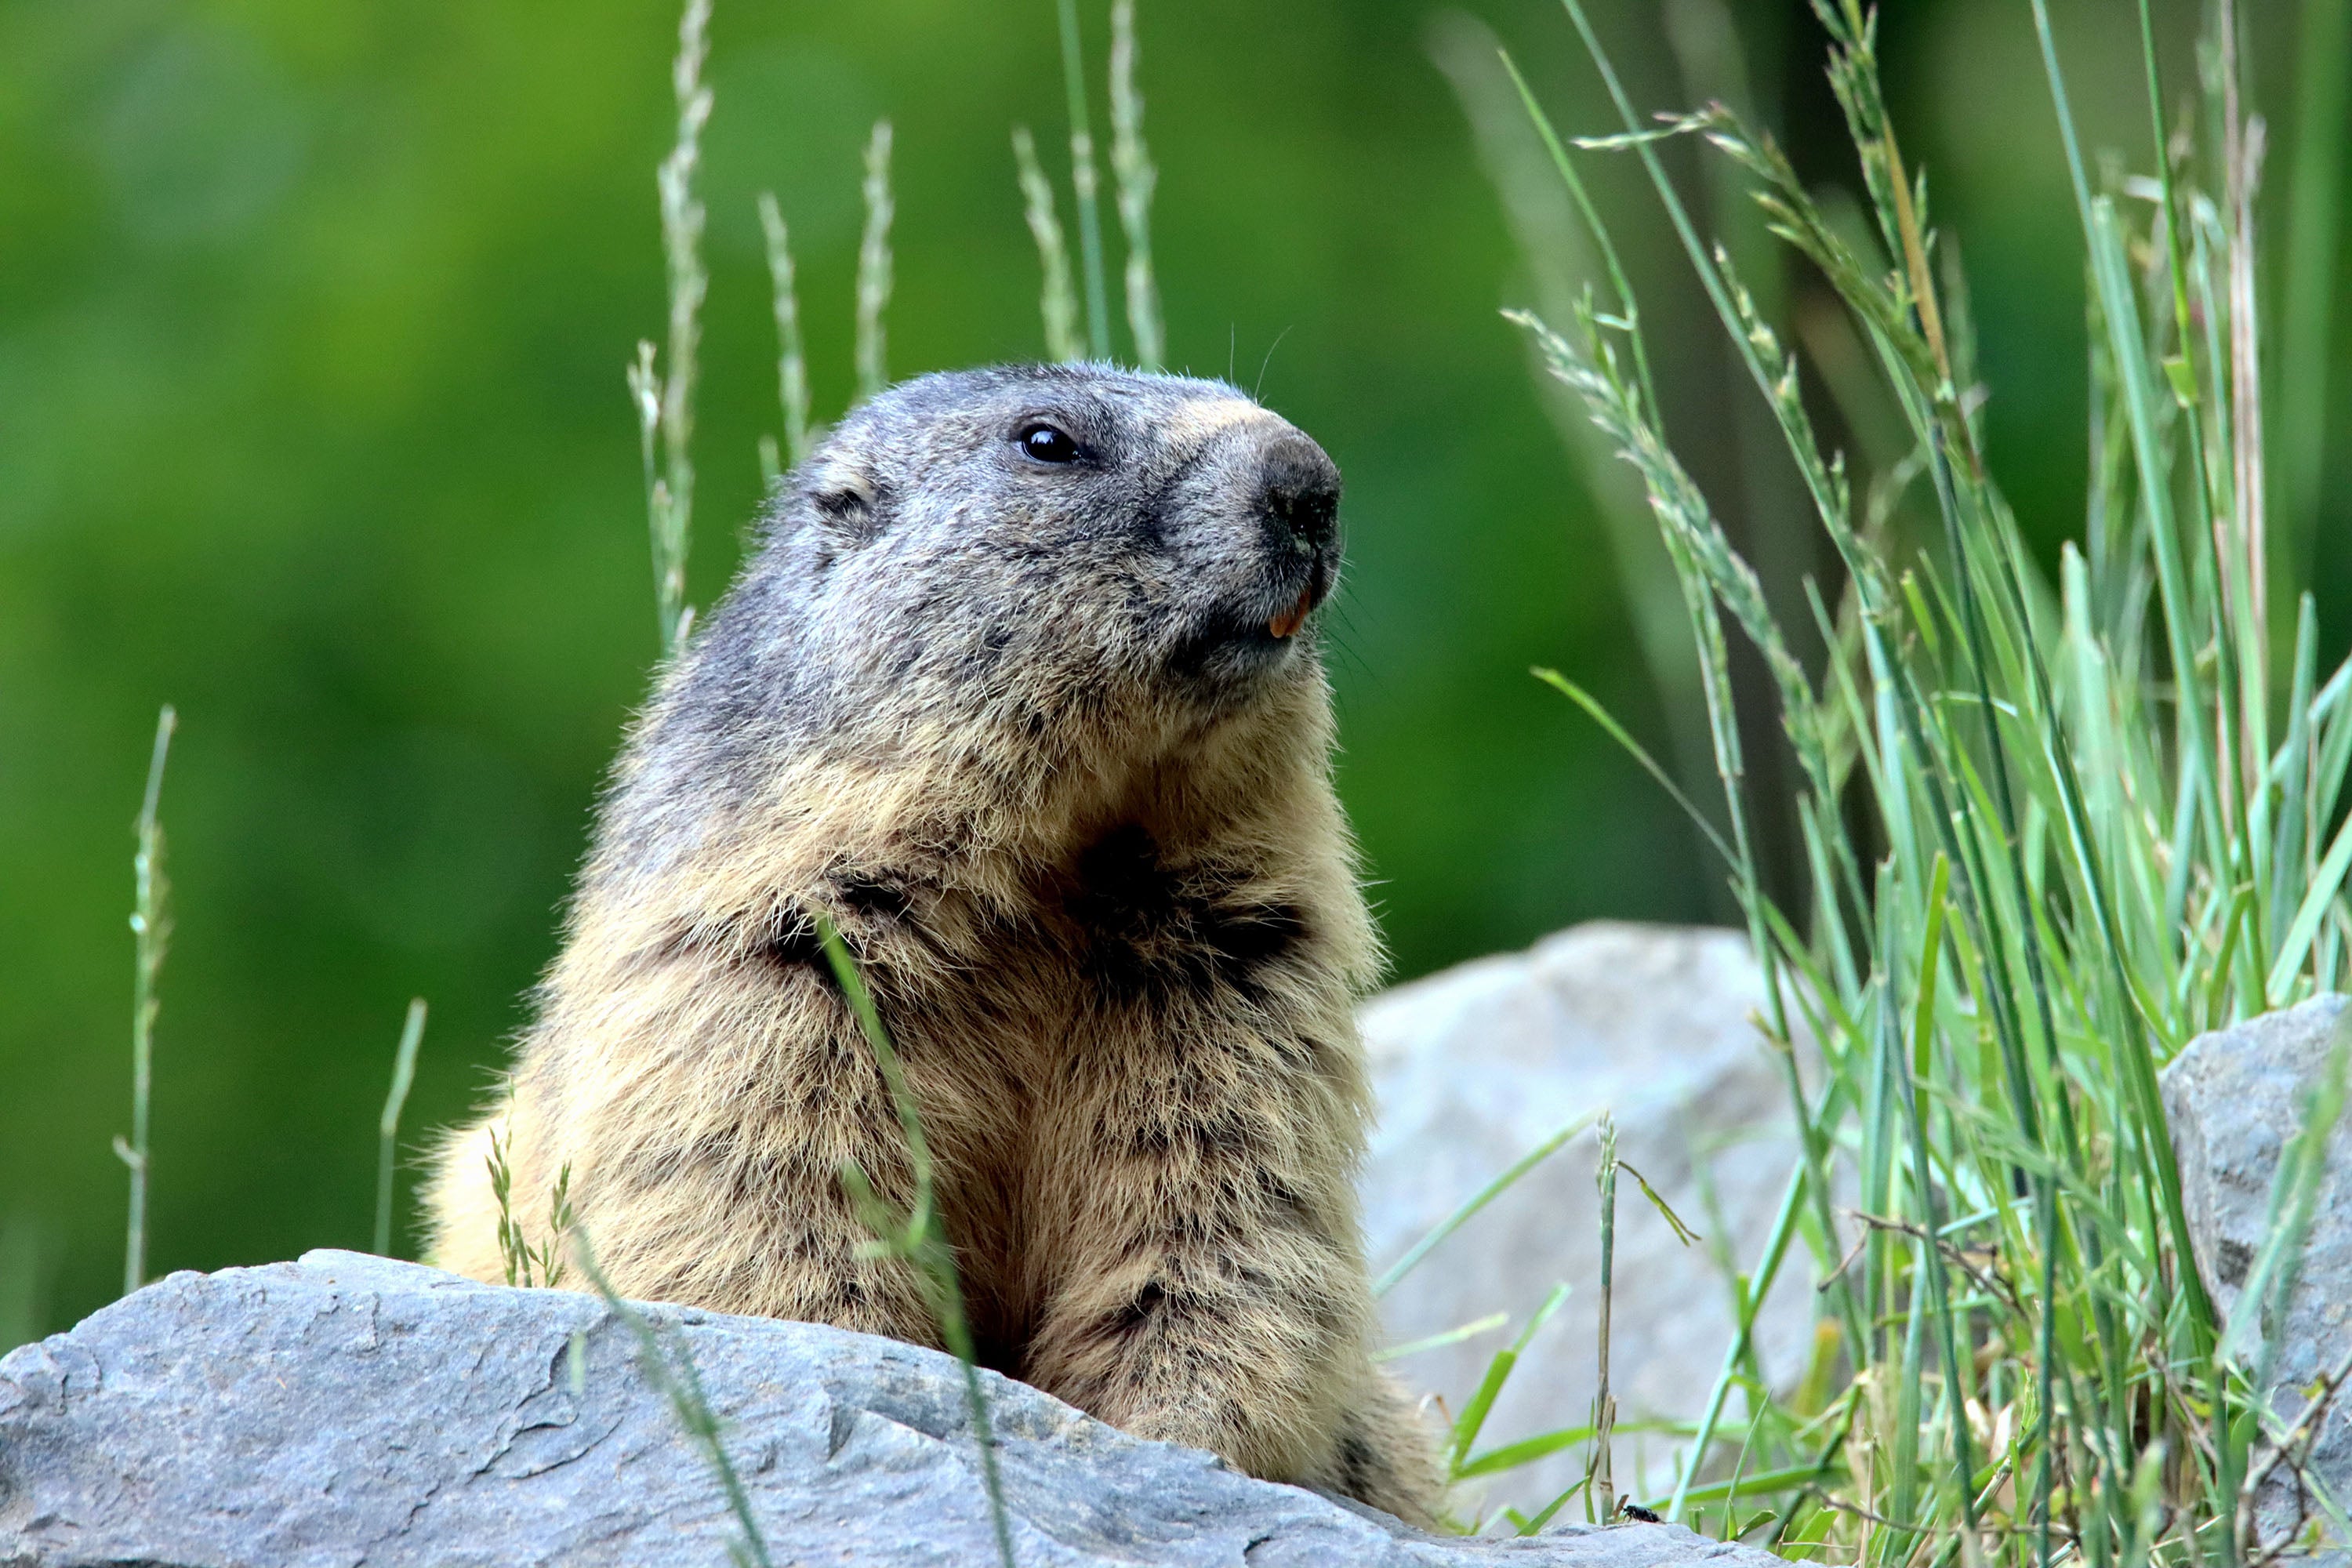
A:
423,363,1441,1521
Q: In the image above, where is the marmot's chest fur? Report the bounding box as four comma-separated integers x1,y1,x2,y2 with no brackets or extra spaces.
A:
423,365,1438,1523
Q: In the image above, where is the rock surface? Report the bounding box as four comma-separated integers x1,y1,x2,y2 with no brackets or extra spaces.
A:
0,1250,1780,1568
2162,993,2352,1554
1362,923,1824,1512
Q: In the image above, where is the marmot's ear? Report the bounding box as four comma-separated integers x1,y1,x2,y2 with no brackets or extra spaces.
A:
806,461,878,539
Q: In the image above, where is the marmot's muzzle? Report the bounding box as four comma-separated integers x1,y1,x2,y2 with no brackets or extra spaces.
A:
1255,433,1341,640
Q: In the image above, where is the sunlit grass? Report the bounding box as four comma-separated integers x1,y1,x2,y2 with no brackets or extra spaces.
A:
112,704,175,1298
1404,0,2352,1560
372,998,426,1258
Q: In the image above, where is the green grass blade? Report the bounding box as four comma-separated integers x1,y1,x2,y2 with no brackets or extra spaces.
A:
577,1235,778,1568
1455,1421,1595,1479
1054,0,1111,360
755,192,811,467
855,121,895,401
1374,1312,1508,1364
1533,667,1733,870
2269,808,2352,1001
373,999,428,1258
2275,0,2352,600
1107,0,1162,369
1449,1281,1571,1472
1374,1112,1596,1298
117,704,176,1298
1011,129,1083,364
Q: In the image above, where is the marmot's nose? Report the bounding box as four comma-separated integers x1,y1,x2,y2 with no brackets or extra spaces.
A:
1257,434,1341,555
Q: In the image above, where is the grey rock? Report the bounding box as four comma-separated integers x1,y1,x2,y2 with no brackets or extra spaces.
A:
1362,923,1824,1513
2163,993,2352,1555
0,1250,1778,1568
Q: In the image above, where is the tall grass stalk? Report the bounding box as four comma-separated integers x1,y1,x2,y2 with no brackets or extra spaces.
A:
1592,1114,1618,1519
486,1123,575,1290
1456,2,2352,1560
1446,1281,1573,1489
1107,0,1162,370
1011,126,1084,363
1054,0,1112,359
1433,20,1740,927
816,916,1018,1568
372,998,427,1258
855,120,895,403
2275,0,2350,617
610,18,1010,1558
576,1232,777,1568
756,191,811,474
114,703,175,1298
1374,1110,1595,1297
1375,1311,1509,1366
627,0,711,656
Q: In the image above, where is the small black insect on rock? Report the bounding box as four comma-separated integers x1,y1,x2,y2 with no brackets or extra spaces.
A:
1621,1503,1664,1524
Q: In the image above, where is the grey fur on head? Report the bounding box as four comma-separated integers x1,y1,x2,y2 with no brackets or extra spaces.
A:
617,363,1345,862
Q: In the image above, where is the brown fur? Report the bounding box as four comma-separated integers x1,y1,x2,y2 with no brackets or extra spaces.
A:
423,365,1439,1521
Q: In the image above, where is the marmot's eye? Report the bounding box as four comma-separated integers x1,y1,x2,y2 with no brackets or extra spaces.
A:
1016,423,1081,464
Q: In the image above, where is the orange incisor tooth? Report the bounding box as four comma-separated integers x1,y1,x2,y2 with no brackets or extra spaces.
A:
1269,588,1314,640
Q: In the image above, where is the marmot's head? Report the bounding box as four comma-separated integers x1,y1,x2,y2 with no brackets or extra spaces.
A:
795,363,1338,699
666,365,1345,809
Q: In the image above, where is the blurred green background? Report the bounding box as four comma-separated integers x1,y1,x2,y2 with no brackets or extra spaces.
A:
5,0,2346,1346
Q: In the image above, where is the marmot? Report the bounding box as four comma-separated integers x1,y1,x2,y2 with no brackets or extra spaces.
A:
423,364,1439,1521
